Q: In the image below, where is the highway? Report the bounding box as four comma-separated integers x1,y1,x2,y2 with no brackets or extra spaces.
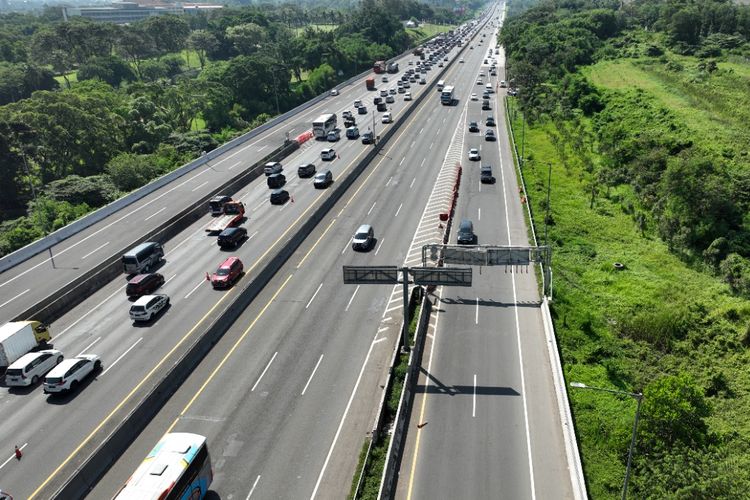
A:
0,28,443,322
0,10,491,500
396,9,575,500
84,9,503,500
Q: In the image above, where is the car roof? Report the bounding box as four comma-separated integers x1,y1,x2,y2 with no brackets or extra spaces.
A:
48,357,87,375
128,273,153,284
356,224,372,233
220,227,242,235
218,256,239,268
133,294,161,306
9,349,60,368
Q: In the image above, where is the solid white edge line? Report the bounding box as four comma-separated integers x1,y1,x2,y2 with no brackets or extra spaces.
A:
306,283,324,309
101,337,142,376
251,351,278,392
309,329,379,500
498,106,537,499
301,354,324,396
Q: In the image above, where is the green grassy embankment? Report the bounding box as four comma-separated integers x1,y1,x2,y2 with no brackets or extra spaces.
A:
507,51,750,497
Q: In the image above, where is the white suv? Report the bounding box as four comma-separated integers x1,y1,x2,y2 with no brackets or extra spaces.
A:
43,354,101,394
129,294,170,322
5,349,64,387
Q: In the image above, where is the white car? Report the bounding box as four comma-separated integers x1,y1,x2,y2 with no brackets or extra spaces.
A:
476,79,483,85
354,99,362,108
471,93,478,101
404,92,412,101
382,76,389,82
385,95,395,103
43,354,101,394
381,112,393,124
330,89,339,96
129,293,169,322
459,58,465,63
321,148,336,161
5,349,64,387
468,148,481,161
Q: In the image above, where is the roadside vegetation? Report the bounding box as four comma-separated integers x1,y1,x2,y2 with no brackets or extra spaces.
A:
0,0,479,257
502,0,750,497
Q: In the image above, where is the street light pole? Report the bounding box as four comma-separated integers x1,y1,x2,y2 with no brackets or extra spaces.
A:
570,382,643,500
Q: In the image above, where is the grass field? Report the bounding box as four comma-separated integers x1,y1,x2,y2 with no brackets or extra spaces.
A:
407,23,455,44
507,50,750,496
293,23,338,36
583,57,750,154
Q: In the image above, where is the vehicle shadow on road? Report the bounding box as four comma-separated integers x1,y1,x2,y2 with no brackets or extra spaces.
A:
417,368,520,396
440,296,541,308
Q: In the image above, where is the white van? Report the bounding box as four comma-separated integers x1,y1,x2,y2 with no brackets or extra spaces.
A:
437,80,445,91
485,83,493,94
122,242,164,274
5,349,64,386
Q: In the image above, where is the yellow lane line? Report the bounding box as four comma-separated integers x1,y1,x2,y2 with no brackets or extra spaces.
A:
165,274,294,433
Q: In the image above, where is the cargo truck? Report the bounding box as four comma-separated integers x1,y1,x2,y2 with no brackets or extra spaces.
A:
0,321,51,369
366,77,375,90
206,200,245,233
373,61,387,74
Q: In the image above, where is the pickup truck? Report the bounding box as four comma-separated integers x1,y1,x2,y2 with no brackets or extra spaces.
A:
206,200,245,233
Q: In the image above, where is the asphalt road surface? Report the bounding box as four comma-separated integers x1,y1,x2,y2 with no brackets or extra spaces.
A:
396,8,575,500
0,10,493,500
85,9,505,500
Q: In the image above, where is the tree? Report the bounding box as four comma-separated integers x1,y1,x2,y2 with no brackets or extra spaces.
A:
105,153,162,191
0,62,57,105
187,30,218,69
640,373,711,453
77,56,135,87
42,174,117,207
29,28,75,87
116,26,156,79
142,15,190,56
226,22,266,55
306,63,335,94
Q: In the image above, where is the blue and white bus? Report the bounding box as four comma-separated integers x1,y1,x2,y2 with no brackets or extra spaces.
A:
312,113,337,139
114,433,212,500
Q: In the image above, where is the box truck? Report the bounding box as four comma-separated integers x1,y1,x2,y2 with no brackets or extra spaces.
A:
0,321,51,369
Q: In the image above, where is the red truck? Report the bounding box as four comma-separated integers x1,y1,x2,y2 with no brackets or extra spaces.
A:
206,200,245,233
373,60,386,74
366,77,375,90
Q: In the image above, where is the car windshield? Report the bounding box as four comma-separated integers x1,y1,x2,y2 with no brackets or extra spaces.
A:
216,268,230,276
355,232,369,240
122,256,137,265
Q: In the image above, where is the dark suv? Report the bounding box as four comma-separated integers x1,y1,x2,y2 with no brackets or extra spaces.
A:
298,163,316,178
469,121,479,132
481,165,495,184
126,273,165,298
217,227,247,248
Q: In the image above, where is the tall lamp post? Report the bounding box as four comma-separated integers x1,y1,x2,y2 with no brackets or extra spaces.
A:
570,382,643,500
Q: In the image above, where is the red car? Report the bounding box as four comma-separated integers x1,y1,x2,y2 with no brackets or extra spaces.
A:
211,257,243,289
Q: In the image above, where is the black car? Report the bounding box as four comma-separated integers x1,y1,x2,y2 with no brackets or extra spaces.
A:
358,106,368,115
361,131,374,144
485,129,496,141
313,170,333,188
469,121,479,132
270,189,290,205
457,219,476,245
217,227,248,248
297,163,316,178
486,116,496,127
482,101,491,110
480,165,496,184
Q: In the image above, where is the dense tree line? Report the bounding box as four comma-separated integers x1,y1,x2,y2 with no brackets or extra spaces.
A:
0,0,471,256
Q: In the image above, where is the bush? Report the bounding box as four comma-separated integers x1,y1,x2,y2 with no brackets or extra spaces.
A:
42,174,118,207
105,153,162,191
